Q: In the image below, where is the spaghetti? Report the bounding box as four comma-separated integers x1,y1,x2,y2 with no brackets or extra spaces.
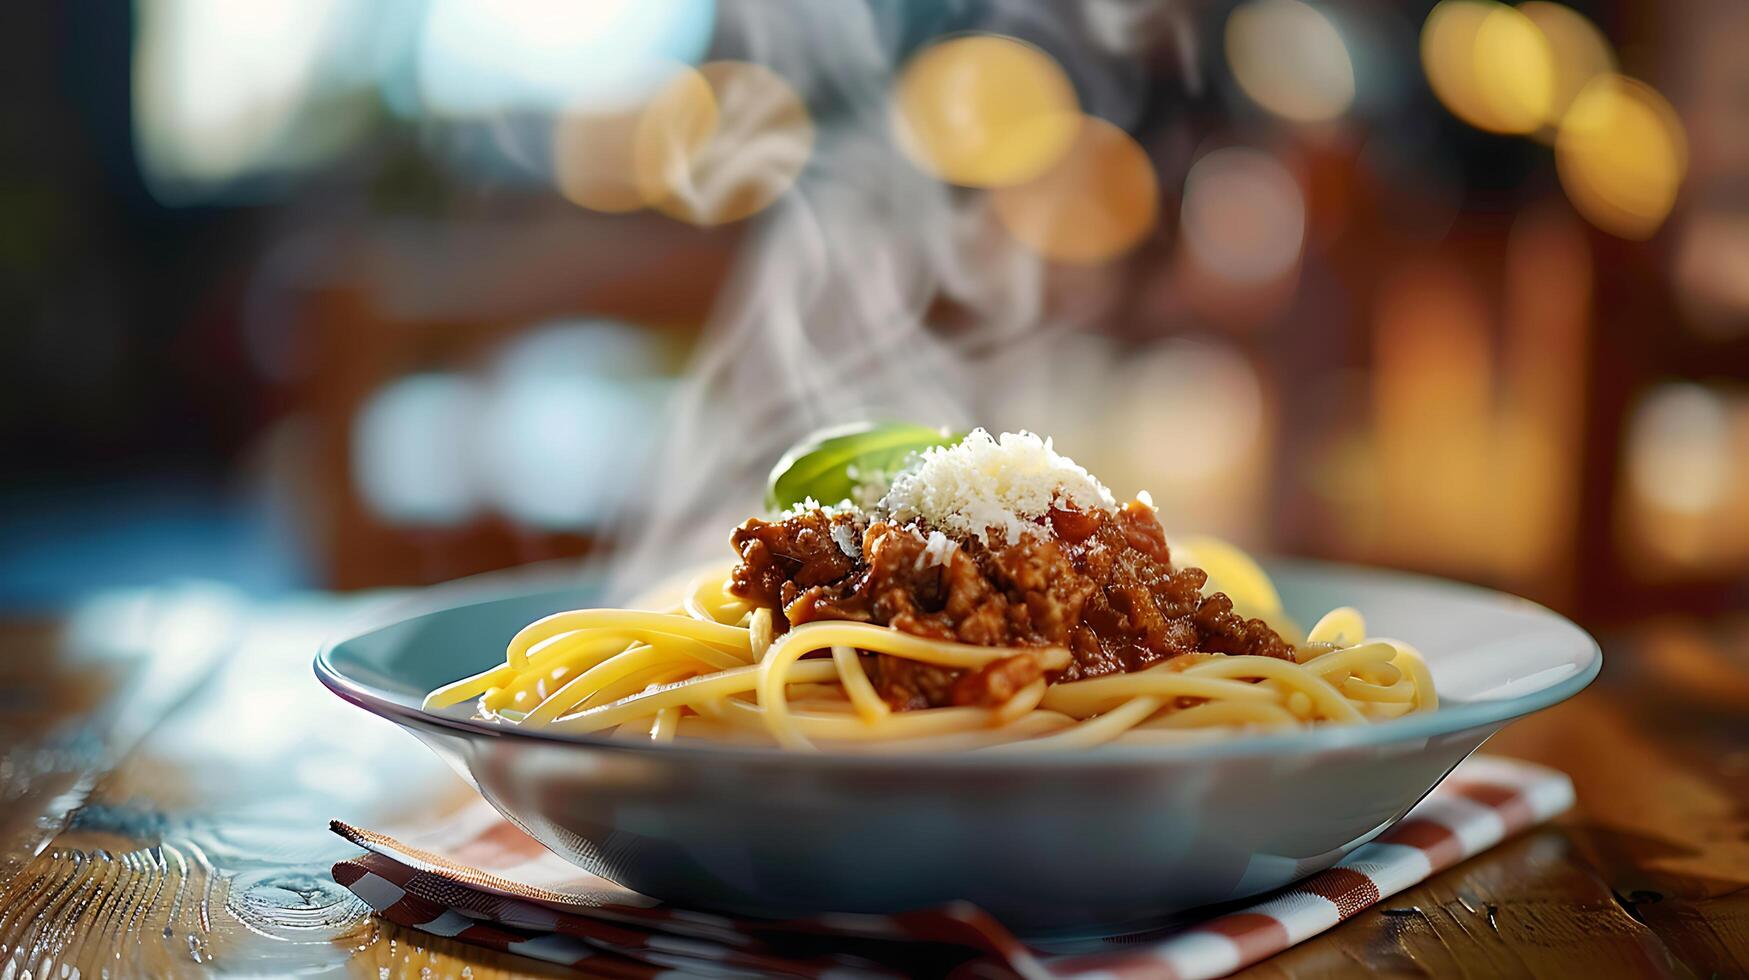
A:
423,430,1437,751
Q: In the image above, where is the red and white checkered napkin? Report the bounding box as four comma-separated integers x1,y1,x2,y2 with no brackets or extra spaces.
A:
331,755,1571,979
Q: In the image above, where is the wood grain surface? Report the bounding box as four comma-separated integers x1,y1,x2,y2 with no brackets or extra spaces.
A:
0,598,1744,979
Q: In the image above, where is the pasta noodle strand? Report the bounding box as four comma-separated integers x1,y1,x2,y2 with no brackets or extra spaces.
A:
423,559,1438,751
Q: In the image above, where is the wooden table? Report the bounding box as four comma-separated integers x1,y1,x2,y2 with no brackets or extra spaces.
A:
1,591,1744,978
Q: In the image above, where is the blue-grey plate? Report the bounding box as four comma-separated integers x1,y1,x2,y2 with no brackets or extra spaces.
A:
314,561,1599,936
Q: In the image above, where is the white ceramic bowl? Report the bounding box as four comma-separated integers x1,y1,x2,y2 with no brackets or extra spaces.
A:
316,561,1600,937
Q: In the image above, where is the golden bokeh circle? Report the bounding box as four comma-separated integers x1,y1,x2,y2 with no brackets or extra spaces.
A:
1520,1,1616,131
1422,1,1494,129
1556,74,1687,240
891,34,1081,188
1225,0,1356,124
551,64,715,215
1179,146,1306,285
633,60,813,226
1474,4,1555,132
1422,0,1555,135
552,107,671,213
990,115,1159,265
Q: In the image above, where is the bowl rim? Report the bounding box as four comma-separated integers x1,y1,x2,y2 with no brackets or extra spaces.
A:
313,559,1602,770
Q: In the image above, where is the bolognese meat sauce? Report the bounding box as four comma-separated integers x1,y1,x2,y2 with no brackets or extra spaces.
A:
728,499,1294,711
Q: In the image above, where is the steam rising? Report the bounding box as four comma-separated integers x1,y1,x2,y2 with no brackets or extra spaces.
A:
606,0,1161,597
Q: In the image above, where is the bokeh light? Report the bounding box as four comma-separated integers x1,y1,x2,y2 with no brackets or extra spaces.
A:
1519,2,1616,134
1373,261,1495,571
1421,2,1494,130
1620,383,1749,574
1112,340,1271,544
551,64,710,214
1225,0,1356,124
1675,213,1749,331
552,106,647,213
1496,207,1591,580
1556,74,1687,240
476,322,668,530
416,0,714,116
1120,341,1265,485
1179,147,1305,285
352,373,481,525
890,35,1081,188
990,116,1159,265
628,65,720,212
634,61,814,226
134,0,365,196
1626,383,1731,518
1421,0,1554,135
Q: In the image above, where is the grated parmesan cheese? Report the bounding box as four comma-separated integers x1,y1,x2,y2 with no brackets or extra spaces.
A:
828,521,863,560
919,529,958,568
774,496,859,520
880,429,1117,544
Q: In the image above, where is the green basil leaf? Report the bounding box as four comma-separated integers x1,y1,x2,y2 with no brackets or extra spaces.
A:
766,422,961,512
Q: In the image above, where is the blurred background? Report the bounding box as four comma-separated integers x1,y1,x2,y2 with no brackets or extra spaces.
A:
3,0,1745,628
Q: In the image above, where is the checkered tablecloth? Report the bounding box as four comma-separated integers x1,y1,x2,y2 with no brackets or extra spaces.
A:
333,754,1572,978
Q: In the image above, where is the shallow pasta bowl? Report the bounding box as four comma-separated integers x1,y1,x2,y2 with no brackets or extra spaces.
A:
314,561,1599,936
